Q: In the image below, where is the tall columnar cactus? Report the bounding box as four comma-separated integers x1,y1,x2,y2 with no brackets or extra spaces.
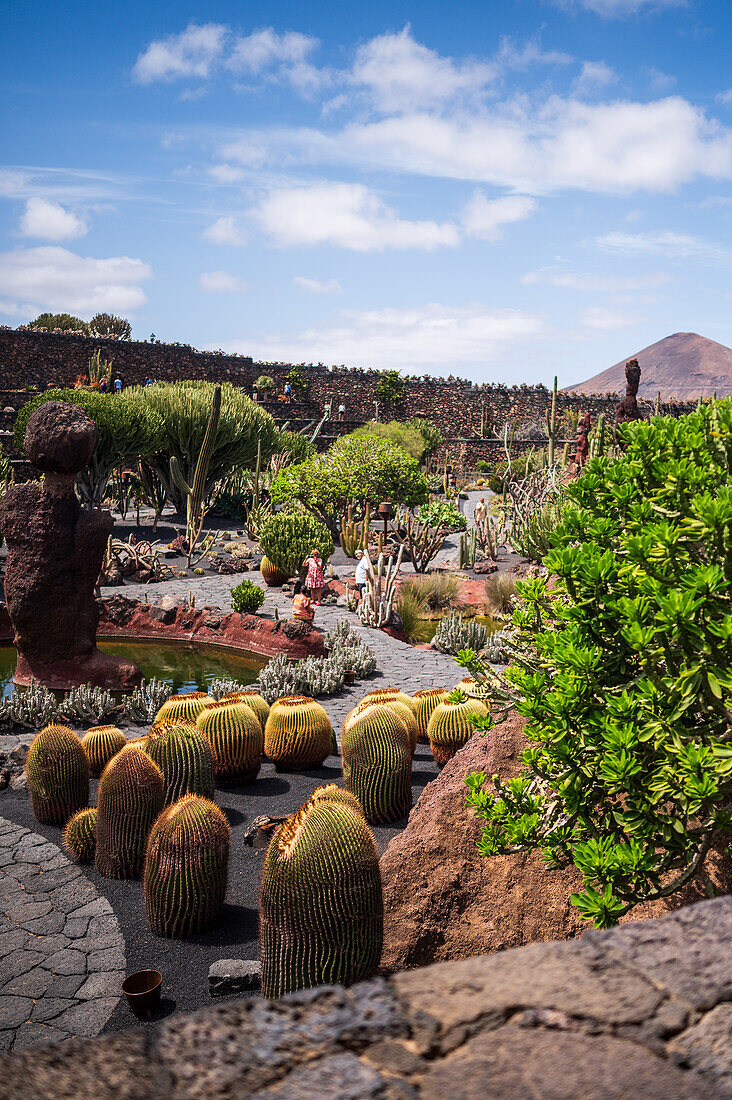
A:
427,692,489,766
196,700,264,784
413,688,449,743
221,689,270,733
545,375,558,466
354,691,417,756
63,807,97,863
264,696,333,771
340,702,412,824
339,503,371,557
145,722,215,803
259,784,383,999
169,384,222,566
81,725,126,777
144,795,230,938
26,724,89,826
154,692,211,726
95,745,164,879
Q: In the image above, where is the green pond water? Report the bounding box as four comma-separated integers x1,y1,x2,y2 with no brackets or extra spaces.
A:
0,641,265,699
411,614,501,646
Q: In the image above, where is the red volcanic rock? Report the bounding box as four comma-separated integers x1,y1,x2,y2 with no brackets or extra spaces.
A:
23,401,97,475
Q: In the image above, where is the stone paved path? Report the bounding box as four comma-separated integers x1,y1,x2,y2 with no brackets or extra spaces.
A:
0,817,125,1053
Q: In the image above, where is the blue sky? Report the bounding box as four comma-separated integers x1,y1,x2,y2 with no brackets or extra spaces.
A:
1,0,730,387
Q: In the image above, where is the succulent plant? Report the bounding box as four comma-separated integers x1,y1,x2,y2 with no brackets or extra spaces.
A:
62,807,97,863
259,784,382,998
340,703,412,824
427,692,489,766
123,678,172,723
196,700,264,784
412,688,449,744
95,745,164,879
220,689,271,733
264,696,333,771
145,722,215,803
358,690,417,755
154,692,211,726
26,724,89,826
433,612,488,656
260,554,288,587
144,795,230,937
81,725,126,777
0,681,59,730
454,676,491,703
59,684,116,724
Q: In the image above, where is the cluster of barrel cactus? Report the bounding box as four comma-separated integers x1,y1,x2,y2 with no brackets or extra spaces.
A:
259,784,383,999
154,692,211,726
264,696,333,770
427,690,489,766
341,702,412,824
360,689,418,755
26,724,89,825
196,699,264,784
146,722,215,803
413,688,449,743
62,807,97,863
81,725,126,777
95,745,165,879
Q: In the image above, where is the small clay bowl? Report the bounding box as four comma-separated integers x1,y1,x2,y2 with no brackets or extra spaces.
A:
122,969,162,1018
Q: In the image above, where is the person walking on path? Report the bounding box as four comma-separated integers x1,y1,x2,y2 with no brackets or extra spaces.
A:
113,376,122,394
284,380,292,401
474,497,487,525
303,548,325,604
338,402,346,421
354,548,369,601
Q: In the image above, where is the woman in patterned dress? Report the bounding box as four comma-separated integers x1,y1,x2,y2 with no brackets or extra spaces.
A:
302,549,325,605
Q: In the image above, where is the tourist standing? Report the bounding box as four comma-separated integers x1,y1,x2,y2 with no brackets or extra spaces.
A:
113,376,122,394
355,548,369,600
284,380,292,401
303,548,325,605
474,497,487,525
338,402,346,421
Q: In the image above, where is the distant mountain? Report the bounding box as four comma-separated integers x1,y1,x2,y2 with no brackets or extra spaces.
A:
564,333,732,401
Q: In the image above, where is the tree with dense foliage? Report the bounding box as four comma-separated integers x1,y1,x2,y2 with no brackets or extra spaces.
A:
347,421,428,462
465,401,732,928
89,313,132,339
405,417,443,461
28,312,90,334
270,434,428,531
259,509,333,578
15,388,165,507
275,430,316,464
374,370,405,407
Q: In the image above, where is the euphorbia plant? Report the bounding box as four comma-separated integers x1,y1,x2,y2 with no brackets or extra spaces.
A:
465,401,732,928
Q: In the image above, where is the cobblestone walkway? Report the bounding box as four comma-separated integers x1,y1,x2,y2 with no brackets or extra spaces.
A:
0,818,125,1053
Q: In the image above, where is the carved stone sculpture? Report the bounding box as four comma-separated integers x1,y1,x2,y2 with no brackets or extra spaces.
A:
0,401,141,688
574,411,592,468
614,358,643,444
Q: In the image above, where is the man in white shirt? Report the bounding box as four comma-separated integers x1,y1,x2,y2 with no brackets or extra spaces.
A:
354,549,369,599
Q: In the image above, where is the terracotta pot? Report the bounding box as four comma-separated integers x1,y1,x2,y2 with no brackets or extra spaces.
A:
122,970,162,1018
260,555,288,587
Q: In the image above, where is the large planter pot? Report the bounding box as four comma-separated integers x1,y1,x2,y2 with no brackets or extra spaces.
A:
260,556,288,587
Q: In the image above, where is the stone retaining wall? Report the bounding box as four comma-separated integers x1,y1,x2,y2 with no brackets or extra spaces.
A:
2,896,730,1098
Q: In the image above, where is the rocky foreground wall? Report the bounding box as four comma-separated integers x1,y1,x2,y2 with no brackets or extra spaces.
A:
1,896,731,1098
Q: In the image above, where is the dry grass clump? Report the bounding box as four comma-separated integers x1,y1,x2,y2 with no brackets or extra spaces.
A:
395,588,428,643
398,573,460,613
485,572,517,615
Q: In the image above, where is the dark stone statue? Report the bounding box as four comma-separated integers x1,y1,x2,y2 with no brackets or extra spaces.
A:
614,358,643,444
0,401,141,689
574,411,592,468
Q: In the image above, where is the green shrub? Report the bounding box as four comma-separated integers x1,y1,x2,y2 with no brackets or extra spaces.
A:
29,312,89,334
286,365,309,397
276,430,316,464
231,580,265,614
89,313,131,339
348,421,427,462
259,510,333,578
484,572,517,614
255,374,275,392
397,573,460,612
394,588,428,643
405,418,443,461
374,370,404,406
466,402,732,928
509,496,565,562
416,500,467,531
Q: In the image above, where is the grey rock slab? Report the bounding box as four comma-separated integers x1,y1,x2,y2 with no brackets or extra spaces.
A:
7,899,52,924
71,897,112,919
46,880,98,914
39,854,67,871
31,997,77,1022
0,1030,14,1053
87,949,125,972
45,974,86,999
8,950,45,977
668,1003,732,1096
42,948,87,975
14,842,60,864
208,958,261,996
30,866,82,892
62,915,90,939
260,1052,390,1099
86,914,120,936
72,932,122,955
0,929,28,960
10,1019,68,1051
75,970,125,1000
1,966,54,998
0,997,33,1030
23,912,67,935
50,997,120,1038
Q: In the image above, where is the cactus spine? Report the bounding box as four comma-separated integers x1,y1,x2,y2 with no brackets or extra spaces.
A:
196,700,264,784
81,725,126,777
145,722,215,803
26,724,89,826
427,695,489,766
95,746,164,879
154,692,211,726
144,795,230,937
264,696,333,771
259,784,383,999
341,703,412,824
63,808,97,863
413,688,449,743
169,384,221,566
220,689,270,733
352,690,417,756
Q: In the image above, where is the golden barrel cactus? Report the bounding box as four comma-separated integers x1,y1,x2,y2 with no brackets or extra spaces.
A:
412,688,449,743
264,696,332,771
95,745,164,879
341,702,412,824
259,784,382,999
26,724,88,826
196,699,264,784
427,692,489,766
351,691,417,755
81,725,126,777
62,807,97,863
154,692,211,726
220,689,270,733
145,722,215,803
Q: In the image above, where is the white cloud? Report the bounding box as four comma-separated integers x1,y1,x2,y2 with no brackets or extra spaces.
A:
579,306,639,329
596,230,732,262
0,170,29,197
647,68,676,93
461,193,537,239
553,0,685,15
253,182,461,251
495,38,573,70
293,276,343,294
19,198,87,241
572,61,617,97
349,26,496,113
203,215,248,247
718,90,732,106
228,28,317,72
523,267,671,291
133,23,228,83
0,246,152,316
208,164,248,184
216,302,544,372
198,270,248,292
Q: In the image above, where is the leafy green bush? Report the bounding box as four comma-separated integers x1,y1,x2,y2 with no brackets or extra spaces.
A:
416,499,467,531
271,435,428,530
89,313,131,339
348,421,427,462
276,430,316,464
286,366,309,398
259,509,333,578
405,418,443,461
29,312,89,334
255,375,275,392
231,580,265,614
466,402,732,928
15,388,165,507
374,370,404,406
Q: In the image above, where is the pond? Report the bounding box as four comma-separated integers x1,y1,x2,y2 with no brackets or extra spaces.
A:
0,641,265,698
410,614,501,646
